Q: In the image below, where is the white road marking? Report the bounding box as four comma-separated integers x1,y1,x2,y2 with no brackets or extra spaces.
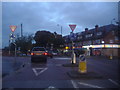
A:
32,68,48,76
54,57,71,60
108,79,120,86
78,82,104,88
45,86,59,90
71,80,79,88
48,86,56,88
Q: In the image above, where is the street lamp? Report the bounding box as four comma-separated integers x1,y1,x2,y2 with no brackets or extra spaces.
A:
57,24,62,36
102,40,105,56
111,18,116,24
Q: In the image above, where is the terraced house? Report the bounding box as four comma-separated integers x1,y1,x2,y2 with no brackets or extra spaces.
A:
63,24,120,58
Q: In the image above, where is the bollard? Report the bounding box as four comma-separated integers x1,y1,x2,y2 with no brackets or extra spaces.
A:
71,52,76,64
78,54,87,73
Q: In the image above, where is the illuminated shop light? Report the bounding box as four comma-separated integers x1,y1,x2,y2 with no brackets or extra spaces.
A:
82,44,120,48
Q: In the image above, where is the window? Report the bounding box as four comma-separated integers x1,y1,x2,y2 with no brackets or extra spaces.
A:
115,36,118,41
112,31,114,35
32,47,45,51
86,34,92,38
110,40,113,43
77,36,82,40
95,39,101,44
97,32,102,35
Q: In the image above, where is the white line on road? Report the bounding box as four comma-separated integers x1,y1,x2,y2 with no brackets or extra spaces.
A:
71,80,79,88
54,57,71,60
78,82,104,88
32,68,48,76
108,79,120,86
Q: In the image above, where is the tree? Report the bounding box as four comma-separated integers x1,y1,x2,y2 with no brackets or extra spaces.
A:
34,31,55,47
15,34,33,54
34,30,65,49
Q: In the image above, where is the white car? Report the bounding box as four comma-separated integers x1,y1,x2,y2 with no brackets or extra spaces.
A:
31,47,47,63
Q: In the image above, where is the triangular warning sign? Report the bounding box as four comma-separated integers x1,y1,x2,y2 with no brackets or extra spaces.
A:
69,24,76,32
10,25,17,32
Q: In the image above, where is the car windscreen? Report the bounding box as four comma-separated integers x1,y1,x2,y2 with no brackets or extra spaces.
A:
32,47,45,51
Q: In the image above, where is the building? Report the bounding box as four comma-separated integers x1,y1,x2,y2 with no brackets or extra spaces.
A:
63,24,120,57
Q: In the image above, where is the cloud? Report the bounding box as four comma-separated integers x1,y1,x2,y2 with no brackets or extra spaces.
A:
2,2,118,48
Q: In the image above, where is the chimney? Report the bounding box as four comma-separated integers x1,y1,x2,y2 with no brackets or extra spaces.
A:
85,28,88,32
95,25,99,31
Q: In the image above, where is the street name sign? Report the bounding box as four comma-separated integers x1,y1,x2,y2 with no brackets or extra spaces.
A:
10,25,17,32
69,24,76,32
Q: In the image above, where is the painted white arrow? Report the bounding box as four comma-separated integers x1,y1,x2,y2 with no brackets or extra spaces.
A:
32,68,48,76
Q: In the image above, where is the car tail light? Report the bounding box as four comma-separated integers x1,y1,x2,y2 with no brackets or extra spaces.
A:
31,53,34,55
43,52,48,55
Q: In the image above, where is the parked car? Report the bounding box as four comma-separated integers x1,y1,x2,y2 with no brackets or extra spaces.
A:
31,47,47,63
46,50,53,58
52,50,58,56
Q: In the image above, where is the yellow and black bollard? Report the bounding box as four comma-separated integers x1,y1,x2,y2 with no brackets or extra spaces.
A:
78,54,87,73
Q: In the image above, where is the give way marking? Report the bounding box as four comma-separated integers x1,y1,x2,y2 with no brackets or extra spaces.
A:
32,68,48,76
78,82,104,88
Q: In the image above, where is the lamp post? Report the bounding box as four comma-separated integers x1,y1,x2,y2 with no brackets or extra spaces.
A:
111,18,116,24
102,40,105,56
57,24,62,36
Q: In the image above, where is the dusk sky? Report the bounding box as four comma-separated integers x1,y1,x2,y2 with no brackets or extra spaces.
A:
2,2,118,48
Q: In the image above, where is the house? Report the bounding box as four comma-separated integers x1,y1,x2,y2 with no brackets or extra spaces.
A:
63,24,119,57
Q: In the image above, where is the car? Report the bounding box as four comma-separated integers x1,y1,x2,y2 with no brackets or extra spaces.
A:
46,50,53,58
52,50,58,56
31,47,47,63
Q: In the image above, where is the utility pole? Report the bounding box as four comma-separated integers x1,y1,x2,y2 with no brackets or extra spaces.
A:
21,23,23,37
57,24,62,36
61,26,62,36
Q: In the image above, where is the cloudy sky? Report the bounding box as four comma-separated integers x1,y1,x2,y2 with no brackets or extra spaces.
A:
2,2,118,48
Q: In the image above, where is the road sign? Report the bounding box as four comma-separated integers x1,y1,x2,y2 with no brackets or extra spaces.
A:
10,33,15,39
78,55,87,73
69,24,76,32
70,32,76,41
10,25,17,32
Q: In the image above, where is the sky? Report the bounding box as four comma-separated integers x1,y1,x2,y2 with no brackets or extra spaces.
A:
2,2,118,48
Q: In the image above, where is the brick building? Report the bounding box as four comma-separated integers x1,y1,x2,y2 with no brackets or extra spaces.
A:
63,24,120,57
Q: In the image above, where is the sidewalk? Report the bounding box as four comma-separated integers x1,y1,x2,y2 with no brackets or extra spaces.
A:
2,57,24,77
86,55,119,60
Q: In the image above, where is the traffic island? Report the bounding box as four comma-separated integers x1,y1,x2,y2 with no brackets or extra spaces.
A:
62,63,78,67
67,70,103,79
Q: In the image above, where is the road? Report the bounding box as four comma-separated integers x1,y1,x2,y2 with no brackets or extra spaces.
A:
2,56,120,89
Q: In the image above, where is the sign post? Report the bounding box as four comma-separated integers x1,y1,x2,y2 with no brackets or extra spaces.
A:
9,25,17,64
69,24,76,64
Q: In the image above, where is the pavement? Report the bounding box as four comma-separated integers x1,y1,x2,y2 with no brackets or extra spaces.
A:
2,57,25,77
